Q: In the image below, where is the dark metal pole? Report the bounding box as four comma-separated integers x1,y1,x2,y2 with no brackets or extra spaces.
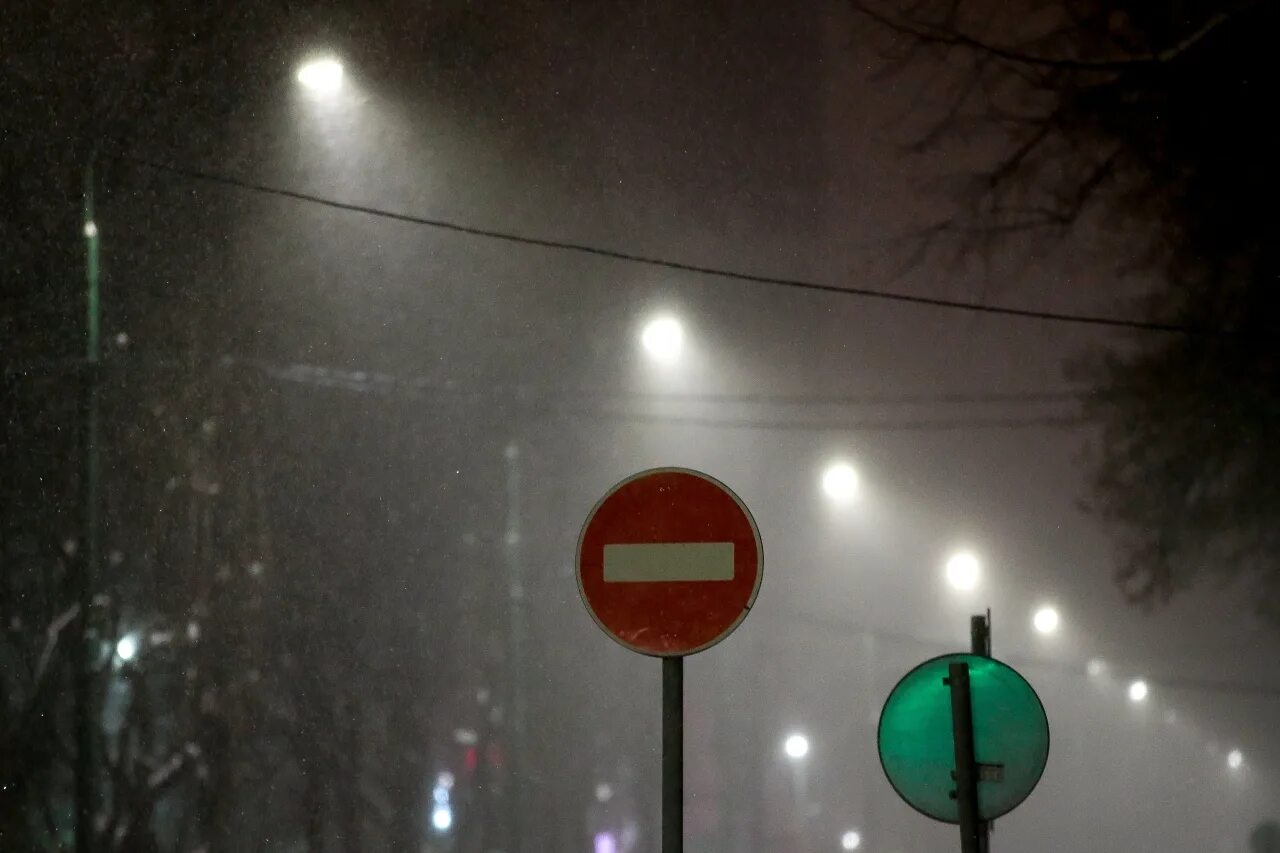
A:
503,442,527,850
947,662,980,853
75,158,102,853
970,613,991,853
662,656,684,853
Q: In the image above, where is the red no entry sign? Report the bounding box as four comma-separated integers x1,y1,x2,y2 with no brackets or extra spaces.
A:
576,468,763,657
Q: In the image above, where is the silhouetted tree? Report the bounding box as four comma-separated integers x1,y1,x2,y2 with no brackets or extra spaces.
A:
852,0,1280,620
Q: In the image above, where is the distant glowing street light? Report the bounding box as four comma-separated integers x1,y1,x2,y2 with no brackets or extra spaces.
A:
1227,749,1244,770
296,56,344,95
944,551,981,591
430,804,452,832
821,462,860,503
115,633,139,663
1086,658,1106,677
1127,679,1149,703
841,829,863,850
1032,606,1060,635
783,732,810,761
641,315,684,364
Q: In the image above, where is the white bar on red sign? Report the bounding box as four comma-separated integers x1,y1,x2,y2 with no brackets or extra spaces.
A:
602,542,735,583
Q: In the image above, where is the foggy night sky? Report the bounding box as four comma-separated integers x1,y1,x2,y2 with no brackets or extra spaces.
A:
6,0,1278,849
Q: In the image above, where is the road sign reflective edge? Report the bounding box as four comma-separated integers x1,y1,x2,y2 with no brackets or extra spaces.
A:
876,652,1051,824
575,467,764,658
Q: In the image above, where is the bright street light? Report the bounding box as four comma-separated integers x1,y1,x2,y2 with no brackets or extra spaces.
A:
944,551,981,591
1227,749,1244,770
296,56,344,95
640,315,684,364
1127,679,1149,703
115,633,139,663
821,462,860,503
783,732,810,761
841,829,863,850
1032,605,1060,635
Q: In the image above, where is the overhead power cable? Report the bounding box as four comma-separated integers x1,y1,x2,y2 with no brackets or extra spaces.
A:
116,153,1217,335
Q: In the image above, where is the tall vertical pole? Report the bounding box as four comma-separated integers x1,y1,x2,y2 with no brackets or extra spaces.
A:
75,158,102,853
946,663,980,853
662,657,684,853
503,442,527,851
970,613,991,853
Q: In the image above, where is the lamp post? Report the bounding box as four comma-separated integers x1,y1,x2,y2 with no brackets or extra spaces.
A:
74,156,102,853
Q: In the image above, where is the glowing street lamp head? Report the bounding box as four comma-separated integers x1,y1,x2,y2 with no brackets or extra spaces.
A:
430,804,452,832
296,57,344,95
1127,679,1149,703
641,315,684,364
945,551,981,591
822,462,860,503
841,829,862,850
1227,749,1243,770
783,732,810,761
115,633,139,662
1032,605,1060,635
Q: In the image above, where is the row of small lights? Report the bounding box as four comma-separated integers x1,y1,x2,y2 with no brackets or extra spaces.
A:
639,315,1250,850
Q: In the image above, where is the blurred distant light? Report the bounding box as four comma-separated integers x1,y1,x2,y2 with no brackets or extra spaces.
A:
1086,658,1106,677
1228,749,1244,770
436,771,454,789
453,727,478,746
821,462,860,503
783,732,810,761
1127,679,1149,703
841,829,863,850
594,832,618,853
296,57,344,94
1032,606,1060,635
430,804,452,832
115,633,139,663
595,782,614,803
83,221,98,238
1163,709,1178,725
944,551,981,591
641,315,683,364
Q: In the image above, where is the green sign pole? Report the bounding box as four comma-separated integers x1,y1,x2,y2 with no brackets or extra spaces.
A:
947,663,981,853
970,613,991,853
877,615,1048,839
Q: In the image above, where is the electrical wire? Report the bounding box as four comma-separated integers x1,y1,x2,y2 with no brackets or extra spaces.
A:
115,153,1220,336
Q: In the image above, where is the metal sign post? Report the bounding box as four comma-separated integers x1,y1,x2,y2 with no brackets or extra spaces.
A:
947,662,981,853
576,468,762,853
971,613,991,853
662,657,684,853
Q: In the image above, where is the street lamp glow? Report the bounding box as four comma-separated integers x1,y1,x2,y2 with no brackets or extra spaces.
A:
841,829,863,850
430,804,452,832
783,732,810,761
1127,679,1149,703
944,551,981,591
296,57,344,94
1227,749,1244,770
641,315,684,364
821,462,860,503
1032,605,1060,635
1086,658,1106,677
115,633,139,662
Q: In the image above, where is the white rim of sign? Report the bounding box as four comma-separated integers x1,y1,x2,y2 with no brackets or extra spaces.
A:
575,467,764,658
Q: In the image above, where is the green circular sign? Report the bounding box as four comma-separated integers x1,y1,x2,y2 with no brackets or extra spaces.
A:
877,653,1049,823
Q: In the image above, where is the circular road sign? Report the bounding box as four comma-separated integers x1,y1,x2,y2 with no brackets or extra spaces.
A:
576,468,762,657
878,653,1049,823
